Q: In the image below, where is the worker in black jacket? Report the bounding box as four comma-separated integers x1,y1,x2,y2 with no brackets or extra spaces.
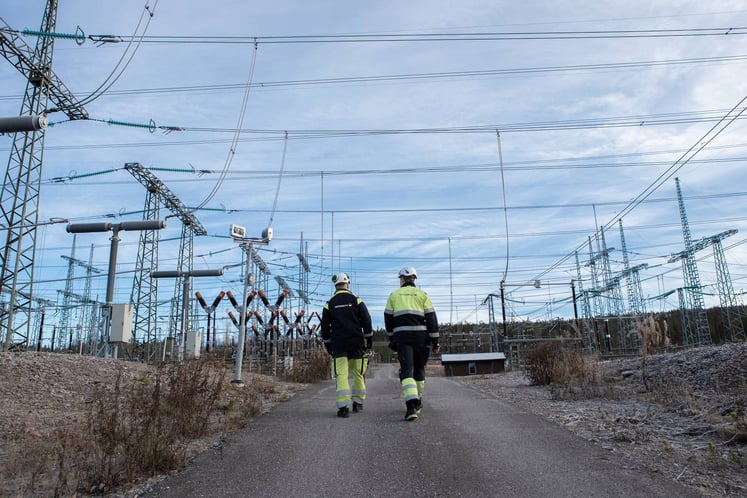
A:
321,272,373,418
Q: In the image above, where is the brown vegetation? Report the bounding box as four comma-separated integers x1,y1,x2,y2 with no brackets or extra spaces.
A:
0,352,325,497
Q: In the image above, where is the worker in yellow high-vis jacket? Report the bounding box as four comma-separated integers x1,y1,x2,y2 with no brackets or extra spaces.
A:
321,272,373,418
384,266,440,421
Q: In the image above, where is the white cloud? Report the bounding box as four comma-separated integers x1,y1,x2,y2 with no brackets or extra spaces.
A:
1,1,746,338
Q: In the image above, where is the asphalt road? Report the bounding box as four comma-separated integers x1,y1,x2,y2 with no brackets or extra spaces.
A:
145,363,699,498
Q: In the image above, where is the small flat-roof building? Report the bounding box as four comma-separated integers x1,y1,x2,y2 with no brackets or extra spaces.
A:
440,352,506,377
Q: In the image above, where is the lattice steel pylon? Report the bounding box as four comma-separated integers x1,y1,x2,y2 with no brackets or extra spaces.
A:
618,220,648,315
57,238,78,350
585,236,606,319
129,180,161,360
574,250,595,352
667,178,711,345
124,163,207,358
0,5,88,350
689,229,743,341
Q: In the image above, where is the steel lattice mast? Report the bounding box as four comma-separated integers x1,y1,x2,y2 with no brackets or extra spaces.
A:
618,220,648,316
129,177,161,360
667,178,711,345
124,163,207,356
574,250,595,352
0,4,88,350
708,230,746,341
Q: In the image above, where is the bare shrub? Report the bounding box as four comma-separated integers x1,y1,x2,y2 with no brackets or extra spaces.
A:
2,358,247,496
633,314,670,392
523,340,601,396
279,349,331,383
82,359,227,491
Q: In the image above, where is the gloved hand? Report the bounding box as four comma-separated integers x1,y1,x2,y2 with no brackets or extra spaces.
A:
365,337,373,350
388,341,397,352
431,343,441,354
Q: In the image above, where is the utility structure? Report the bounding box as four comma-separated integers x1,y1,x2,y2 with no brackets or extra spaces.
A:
124,162,207,361
667,178,711,345
296,234,311,307
618,220,648,317
67,220,166,358
706,230,746,341
574,251,595,352
585,236,607,321
57,240,102,351
671,228,743,342
0,6,88,350
586,229,630,350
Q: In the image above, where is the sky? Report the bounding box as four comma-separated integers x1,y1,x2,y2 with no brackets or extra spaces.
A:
1,0,747,338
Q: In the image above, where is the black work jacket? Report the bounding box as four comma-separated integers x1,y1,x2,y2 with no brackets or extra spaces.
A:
321,289,373,354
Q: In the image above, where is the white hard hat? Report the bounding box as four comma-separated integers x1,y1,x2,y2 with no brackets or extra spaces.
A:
332,272,350,285
398,266,417,278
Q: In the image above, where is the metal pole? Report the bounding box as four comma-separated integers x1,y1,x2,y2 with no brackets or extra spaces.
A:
180,277,190,361
500,281,508,339
233,242,252,385
103,227,121,352
206,312,211,352
37,308,44,352
570,280,579,329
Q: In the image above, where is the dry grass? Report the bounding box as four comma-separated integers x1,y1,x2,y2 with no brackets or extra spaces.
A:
278,349,331,383
522,340,605,400
0,355,305,497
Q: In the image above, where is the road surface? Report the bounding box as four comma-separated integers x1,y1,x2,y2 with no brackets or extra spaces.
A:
145,363,699,497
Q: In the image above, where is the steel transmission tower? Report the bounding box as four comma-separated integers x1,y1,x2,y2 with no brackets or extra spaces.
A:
708,230,746,341
585,236,606,320
57,238,78,350
667,178,711,345
0,5,88,350
676,229,743,341
124,163,207,357
618,220,648,316
574,250,595,351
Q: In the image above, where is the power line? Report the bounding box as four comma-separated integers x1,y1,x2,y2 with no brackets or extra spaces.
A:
86,27,747,45
3,54,744,100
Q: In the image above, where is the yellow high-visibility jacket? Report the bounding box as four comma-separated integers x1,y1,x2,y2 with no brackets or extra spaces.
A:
384,283,439,346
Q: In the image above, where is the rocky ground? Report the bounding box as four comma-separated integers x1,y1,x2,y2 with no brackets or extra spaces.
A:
458,342,747,497
0,343,745,497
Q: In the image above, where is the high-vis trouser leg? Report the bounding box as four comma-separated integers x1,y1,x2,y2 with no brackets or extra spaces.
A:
416,380,425,399
349,356,368,404
397,344,420,402
333,356,352,408
401,377,419,402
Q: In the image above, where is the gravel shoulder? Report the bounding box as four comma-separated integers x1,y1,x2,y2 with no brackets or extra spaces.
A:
456,342,747,497
1,343,745,497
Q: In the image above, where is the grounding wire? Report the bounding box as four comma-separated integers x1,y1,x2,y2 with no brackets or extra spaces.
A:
496,131,510,283
603,94,747,228
193,40,259,210
0,54,735,100
76,1,158,108
267,131,288,228
530,93,747,284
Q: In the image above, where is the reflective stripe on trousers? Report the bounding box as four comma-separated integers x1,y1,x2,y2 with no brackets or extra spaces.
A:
401,377,419,402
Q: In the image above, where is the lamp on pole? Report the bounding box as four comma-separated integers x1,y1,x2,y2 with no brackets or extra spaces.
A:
67,220,166,356
229,224,272,386
151,268,224,360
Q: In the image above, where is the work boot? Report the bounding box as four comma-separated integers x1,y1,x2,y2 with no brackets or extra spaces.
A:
337,406,350,418
352,402,363,413
405,400,418,421
414,398,422,414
